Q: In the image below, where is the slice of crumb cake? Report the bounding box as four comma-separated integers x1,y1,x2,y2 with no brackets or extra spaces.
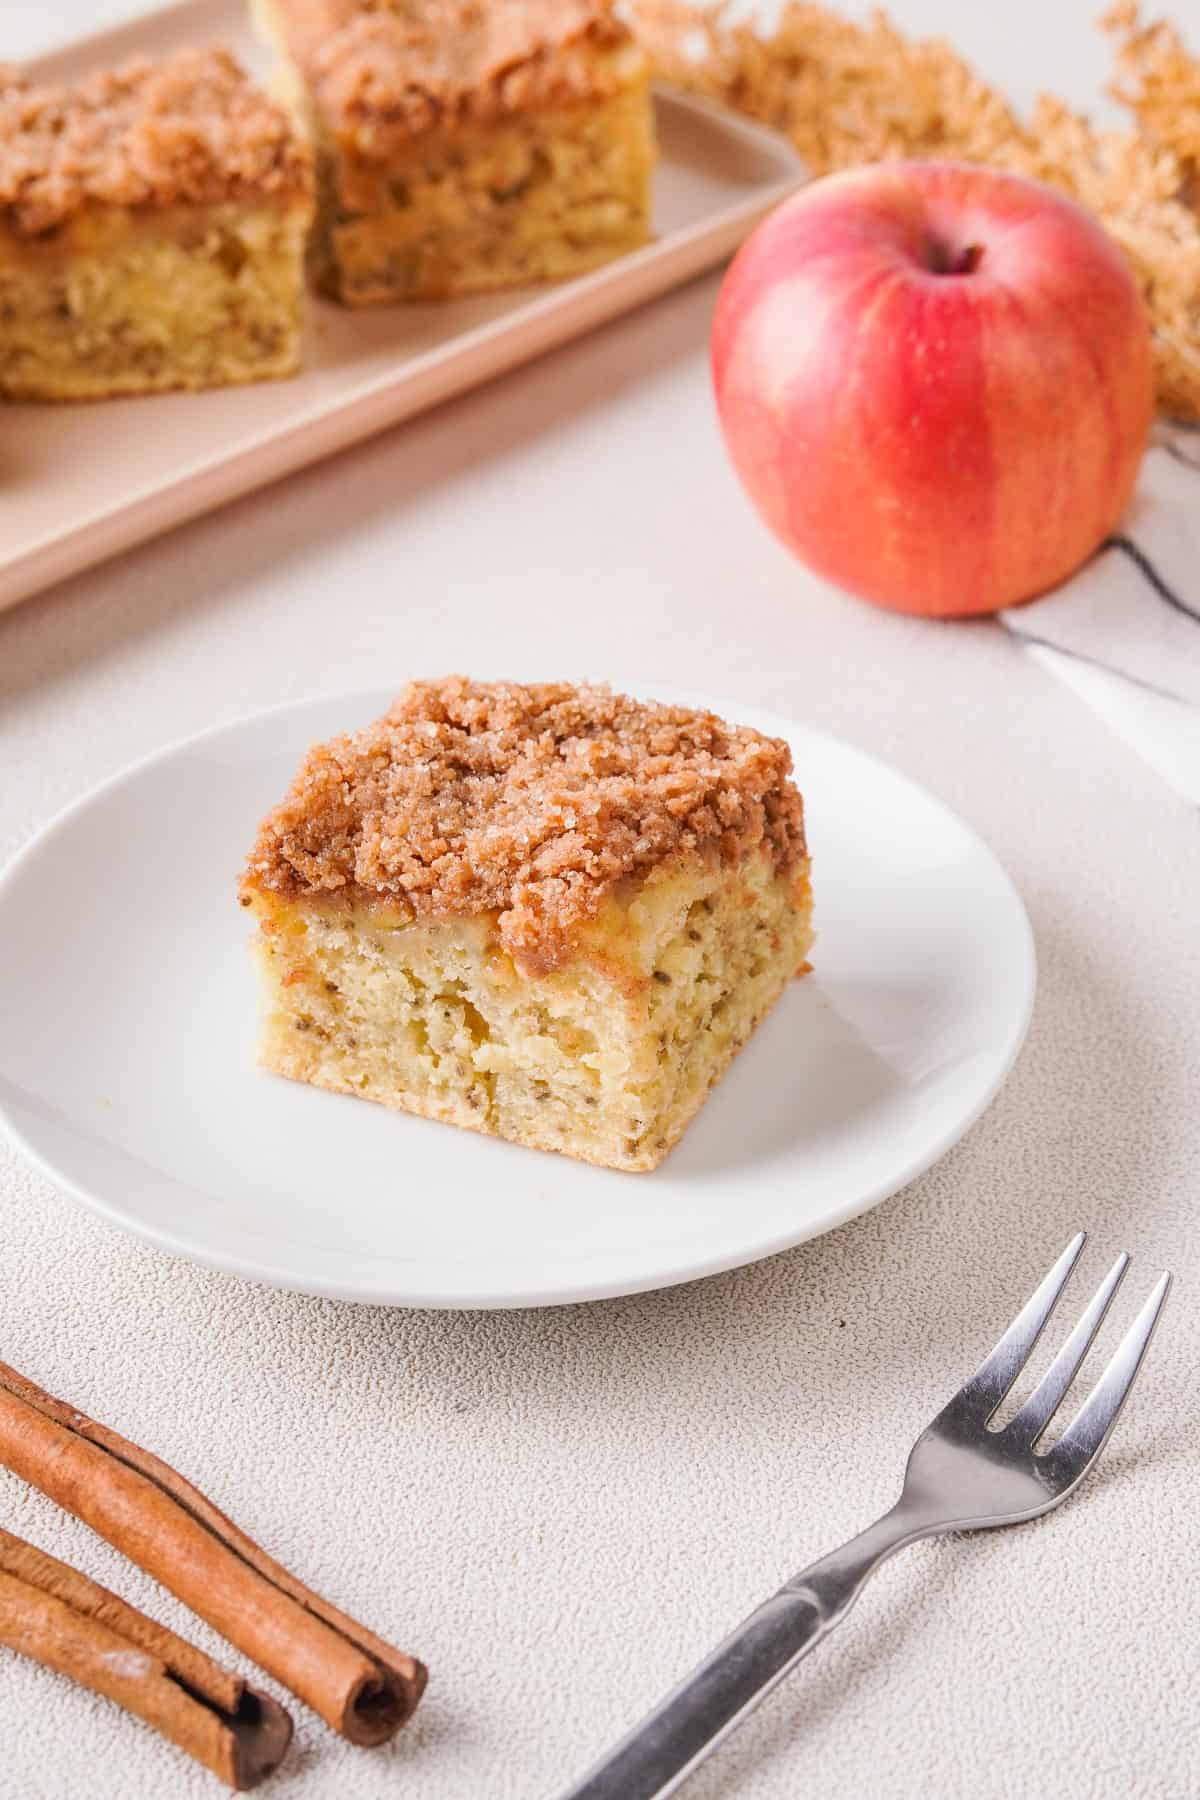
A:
253,0,655,304
239,680,813,1172
0,51,313,401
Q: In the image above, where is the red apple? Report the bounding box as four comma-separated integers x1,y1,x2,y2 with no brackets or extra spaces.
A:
711,161,1155,616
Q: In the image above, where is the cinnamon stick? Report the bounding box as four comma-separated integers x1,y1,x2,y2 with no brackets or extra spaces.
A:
0,1360,427,1745
0,1528,292,1789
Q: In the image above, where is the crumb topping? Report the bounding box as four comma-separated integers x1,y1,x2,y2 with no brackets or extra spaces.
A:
270,0,641,154
0,49,313,237
242,679,808,973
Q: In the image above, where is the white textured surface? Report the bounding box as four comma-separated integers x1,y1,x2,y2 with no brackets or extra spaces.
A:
2,4,1199,1797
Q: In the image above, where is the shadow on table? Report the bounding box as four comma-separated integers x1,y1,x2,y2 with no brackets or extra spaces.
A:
0,274,713,712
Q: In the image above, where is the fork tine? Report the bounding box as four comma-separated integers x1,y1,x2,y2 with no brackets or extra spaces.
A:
1050,1272,1172,1473
959,1232,1086,1417
1010,1252,1129,1442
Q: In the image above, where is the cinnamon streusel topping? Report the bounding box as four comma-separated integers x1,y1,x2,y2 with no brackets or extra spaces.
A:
270,0,640,155
0,49,312,237
242,679,808,973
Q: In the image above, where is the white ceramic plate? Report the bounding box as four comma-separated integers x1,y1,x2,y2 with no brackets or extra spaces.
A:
0,687,1035,1309
0,0,802,613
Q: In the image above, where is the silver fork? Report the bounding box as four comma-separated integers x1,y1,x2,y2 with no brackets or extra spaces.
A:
560,1233,1171,1800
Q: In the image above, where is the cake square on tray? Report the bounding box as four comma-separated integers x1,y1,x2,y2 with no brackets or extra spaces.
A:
253,0,657,304
240,679,814,1173
0,50,313,401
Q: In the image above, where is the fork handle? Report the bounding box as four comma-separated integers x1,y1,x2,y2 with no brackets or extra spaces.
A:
558,1505,924,1800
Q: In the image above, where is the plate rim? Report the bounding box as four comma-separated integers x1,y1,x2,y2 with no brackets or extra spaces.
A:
0,684,1037,1308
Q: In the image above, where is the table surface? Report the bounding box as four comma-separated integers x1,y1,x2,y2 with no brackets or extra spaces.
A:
3,4,1198,1798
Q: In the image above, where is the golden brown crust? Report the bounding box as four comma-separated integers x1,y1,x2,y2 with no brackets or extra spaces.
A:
241,679,808,974
269,0,641,154
0,49,312,238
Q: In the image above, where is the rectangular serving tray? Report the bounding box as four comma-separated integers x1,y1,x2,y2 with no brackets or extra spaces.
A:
0,0,802,613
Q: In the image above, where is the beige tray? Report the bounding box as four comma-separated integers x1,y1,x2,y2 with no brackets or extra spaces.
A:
0,0,803,613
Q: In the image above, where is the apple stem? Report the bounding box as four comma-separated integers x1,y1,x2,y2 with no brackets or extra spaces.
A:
926,237,984,276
